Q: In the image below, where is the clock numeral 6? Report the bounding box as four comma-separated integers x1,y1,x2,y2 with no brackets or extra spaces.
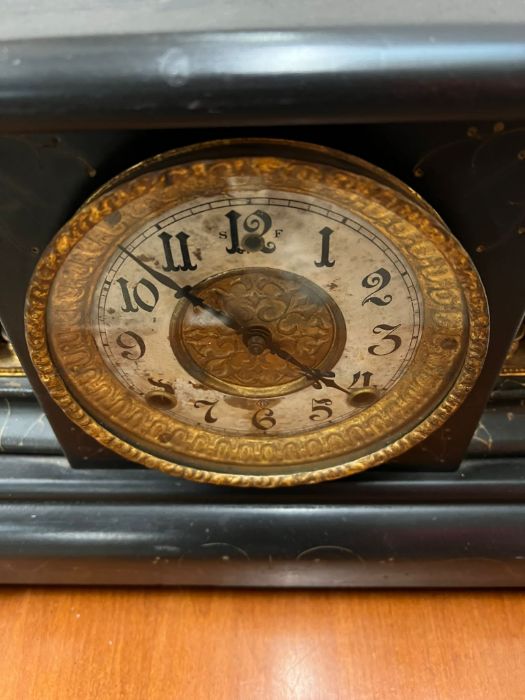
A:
252,407,276,431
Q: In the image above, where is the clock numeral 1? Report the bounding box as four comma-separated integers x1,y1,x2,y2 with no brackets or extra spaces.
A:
223,210,243,254
159,231,197,272
116,277,159,313
314,227,335,268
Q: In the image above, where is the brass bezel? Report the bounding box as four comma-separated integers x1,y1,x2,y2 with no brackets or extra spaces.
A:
25,140,489,488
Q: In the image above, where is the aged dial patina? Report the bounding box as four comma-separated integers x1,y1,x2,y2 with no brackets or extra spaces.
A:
25,139,489,487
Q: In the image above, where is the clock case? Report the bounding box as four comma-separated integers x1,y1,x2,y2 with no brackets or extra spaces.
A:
0,26,524,586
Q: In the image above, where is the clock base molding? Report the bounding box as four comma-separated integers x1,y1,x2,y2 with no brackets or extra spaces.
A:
0,455,523,587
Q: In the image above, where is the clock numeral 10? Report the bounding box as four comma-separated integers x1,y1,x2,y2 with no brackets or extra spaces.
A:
116,277,159,313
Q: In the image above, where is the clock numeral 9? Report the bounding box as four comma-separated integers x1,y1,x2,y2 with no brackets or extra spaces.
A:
116,331,146,360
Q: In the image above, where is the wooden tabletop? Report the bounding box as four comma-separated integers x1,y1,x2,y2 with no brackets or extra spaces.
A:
0,588,523,699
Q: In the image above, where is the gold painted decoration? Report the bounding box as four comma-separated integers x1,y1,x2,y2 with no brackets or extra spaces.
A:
25,139,489,487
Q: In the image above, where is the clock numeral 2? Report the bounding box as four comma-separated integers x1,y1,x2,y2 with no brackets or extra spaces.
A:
362,268,392,306
159,231,197,272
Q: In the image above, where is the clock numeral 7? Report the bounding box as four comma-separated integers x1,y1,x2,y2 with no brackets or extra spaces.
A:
194,399,219,424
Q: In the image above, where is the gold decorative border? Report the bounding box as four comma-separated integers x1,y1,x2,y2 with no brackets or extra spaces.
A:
25,140,489,488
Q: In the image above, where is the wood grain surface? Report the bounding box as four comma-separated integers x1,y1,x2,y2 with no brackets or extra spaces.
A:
0,588,523,700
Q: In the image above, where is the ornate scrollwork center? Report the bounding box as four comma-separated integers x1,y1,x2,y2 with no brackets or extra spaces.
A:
170,267,346,397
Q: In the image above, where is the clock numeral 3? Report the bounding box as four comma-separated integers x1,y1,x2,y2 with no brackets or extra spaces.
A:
368,324,402,356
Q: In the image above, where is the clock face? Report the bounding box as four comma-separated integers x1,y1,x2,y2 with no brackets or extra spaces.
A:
25,139,489,487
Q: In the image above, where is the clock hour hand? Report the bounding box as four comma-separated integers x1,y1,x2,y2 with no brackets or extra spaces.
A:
117,245,244,333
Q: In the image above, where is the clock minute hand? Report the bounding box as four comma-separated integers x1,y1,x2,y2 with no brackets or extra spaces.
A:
265,337,355,398
119,245,352,396
117,245,244,333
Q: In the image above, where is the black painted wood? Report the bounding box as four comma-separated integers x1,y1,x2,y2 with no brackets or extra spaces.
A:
2,27,525,131
0,455,523,586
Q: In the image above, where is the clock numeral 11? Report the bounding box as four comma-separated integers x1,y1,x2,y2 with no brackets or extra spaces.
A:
159,231,197,272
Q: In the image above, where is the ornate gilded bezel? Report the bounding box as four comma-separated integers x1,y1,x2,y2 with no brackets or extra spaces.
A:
25,140,489,488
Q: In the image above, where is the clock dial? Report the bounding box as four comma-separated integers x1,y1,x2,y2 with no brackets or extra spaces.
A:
25,139,489,487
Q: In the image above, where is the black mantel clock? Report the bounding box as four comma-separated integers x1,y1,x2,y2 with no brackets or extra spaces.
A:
0,14,524,586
